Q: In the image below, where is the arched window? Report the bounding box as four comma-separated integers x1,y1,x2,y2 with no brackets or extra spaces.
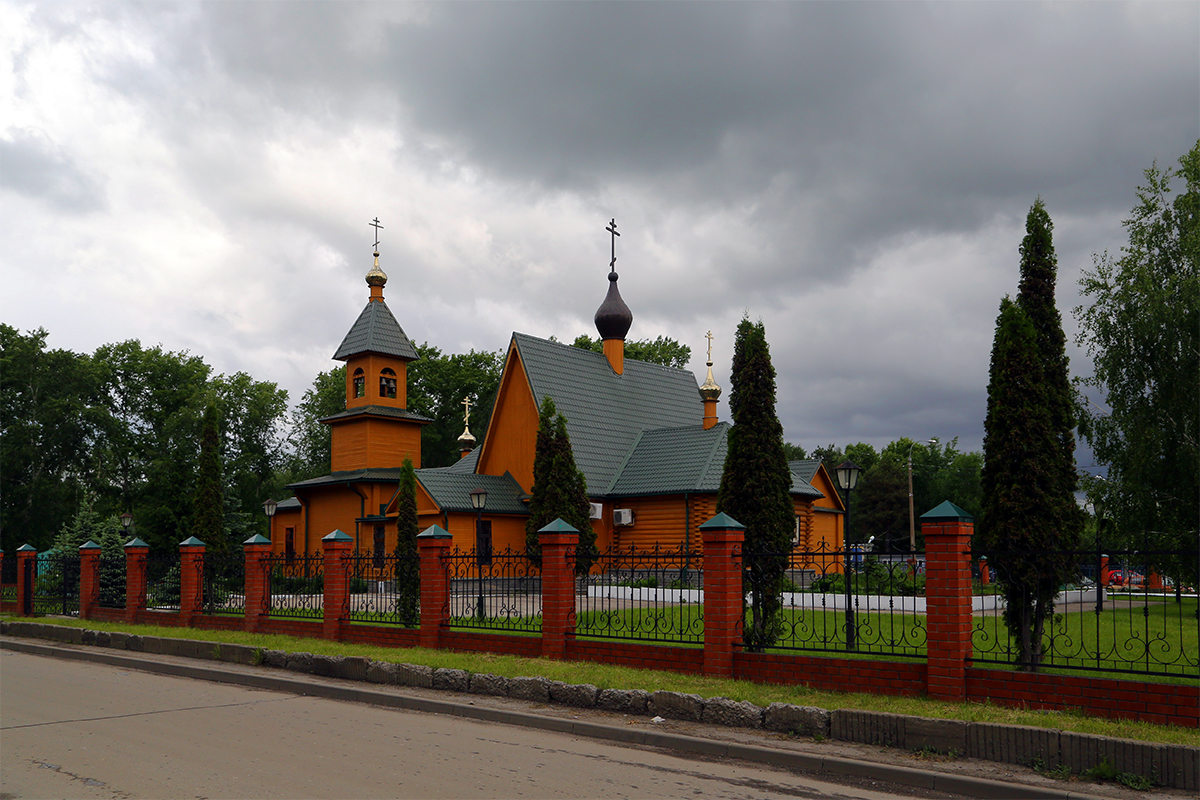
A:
352,368,365,398
380,368,397,399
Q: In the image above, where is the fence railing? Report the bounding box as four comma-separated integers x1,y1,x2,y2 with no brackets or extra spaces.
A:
32,552,80,617
445,546,542,633
342,551,420,626
265,553,323,620
145,553,181,612
202,549,245,615
578,544,704,644
972,547,1199,678
742,544,927,657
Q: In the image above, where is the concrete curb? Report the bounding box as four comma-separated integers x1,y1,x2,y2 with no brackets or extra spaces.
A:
1,637,1104,800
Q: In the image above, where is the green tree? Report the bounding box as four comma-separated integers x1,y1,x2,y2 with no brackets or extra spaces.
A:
287,365,346,480
853,456,907,549
1076,141,1199,569
717,318,794,651
52,504,128,607
407,343,503,467
211,372,289,525
980,298,1074,669
569,334,692,369
524,397,595,572
192,400,226,555
394,457,420,624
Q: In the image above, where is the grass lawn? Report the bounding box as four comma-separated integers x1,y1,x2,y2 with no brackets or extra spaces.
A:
4,613,1196,748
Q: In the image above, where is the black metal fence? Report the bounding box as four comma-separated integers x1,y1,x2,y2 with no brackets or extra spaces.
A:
445,546,542,633
202,549,246,615
972,547,1198,678
265,553,323,620
577,544,704,644
342,551,420,626
2,554,17,603
145,553,181,612
32,552,80,616
741,543,927,657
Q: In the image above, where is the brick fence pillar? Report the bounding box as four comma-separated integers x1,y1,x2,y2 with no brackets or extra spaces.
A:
123,538,150,623
243,534,272,633
1099,554,1110,586
16,545,36,615
417,525,453,651
78,541,102,620
179,537,206,619
920,501,974,701
322,530,353,641
700,513,746,677
539,519,580,660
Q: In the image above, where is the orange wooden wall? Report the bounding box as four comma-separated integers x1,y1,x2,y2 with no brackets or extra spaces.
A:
330,418,422,472
344,352,409,409
476,344,539,491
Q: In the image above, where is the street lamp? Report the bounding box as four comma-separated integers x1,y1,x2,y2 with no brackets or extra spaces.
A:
263,498,277,539
907,438,938,554
835,460,861,651
470,488,489,620
119,512,134,536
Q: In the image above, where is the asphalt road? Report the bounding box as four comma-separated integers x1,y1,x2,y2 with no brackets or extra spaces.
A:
1,649,959,800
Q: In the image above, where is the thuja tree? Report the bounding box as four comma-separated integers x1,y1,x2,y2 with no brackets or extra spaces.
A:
524,396,596,572
395,458,419,625
717,317,794,651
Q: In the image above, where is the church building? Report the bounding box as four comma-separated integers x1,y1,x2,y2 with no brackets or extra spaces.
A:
267,227,845,560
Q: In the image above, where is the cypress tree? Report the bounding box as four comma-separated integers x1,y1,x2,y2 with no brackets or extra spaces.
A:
395,457,419,625
525,396,594,572
193,400,226,555
717,317,794,651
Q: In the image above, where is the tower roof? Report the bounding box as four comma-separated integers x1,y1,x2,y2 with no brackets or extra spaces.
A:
332,299,420,361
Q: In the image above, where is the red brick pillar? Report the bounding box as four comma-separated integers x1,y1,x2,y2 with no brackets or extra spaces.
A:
418,525,453,651
78,541,102,620
15,545,36,616
243,534,273,633
124,537,150,623
179,537,206,619
920,501,974,701
322,530,353,641
1099,555,1110,586
701,513,746,677
539,519,580,660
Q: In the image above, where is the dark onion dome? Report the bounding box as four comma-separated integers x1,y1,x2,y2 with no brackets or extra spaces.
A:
594,270,633,341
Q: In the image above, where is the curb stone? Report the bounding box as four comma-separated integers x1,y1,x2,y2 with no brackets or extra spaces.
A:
597,688,649,714
703,696,763,728
508,675,551,702
433,667,469,692
549,681,599,708
469,672,509,697
763,703,831,737
649,690,705,722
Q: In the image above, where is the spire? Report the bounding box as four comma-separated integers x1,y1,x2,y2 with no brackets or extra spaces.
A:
366,217,387,300
699,330,721,429
594,218,633,373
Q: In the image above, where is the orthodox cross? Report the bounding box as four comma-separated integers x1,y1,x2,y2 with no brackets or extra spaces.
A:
462,395,472,425
370,217,384,250
705,330,714,364
606,218,620,269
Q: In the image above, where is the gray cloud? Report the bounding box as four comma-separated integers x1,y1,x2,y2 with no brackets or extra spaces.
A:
0,127,107,211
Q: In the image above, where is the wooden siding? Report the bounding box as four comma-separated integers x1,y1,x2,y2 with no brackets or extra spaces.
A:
344,352,409,409
476,344,539,491
329,416,422,471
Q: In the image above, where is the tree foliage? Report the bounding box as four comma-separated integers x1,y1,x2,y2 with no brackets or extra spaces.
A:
1076,141,1199,565
287,365,346,480
192,400,226,554
717,317,794,651
395,457,420,624
569,334,692,369
524,397,596,572
407,343,503,468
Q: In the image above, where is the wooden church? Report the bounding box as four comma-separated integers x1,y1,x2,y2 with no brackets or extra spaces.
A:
267,231,846,560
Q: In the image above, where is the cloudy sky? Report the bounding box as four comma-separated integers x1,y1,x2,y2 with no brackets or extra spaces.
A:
2,1,1196,460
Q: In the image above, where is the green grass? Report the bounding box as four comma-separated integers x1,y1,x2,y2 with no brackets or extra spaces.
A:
5,614,1197,748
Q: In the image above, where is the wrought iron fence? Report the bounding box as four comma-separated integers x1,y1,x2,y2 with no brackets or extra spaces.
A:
145,553,181,611
201,548,245,615
972,547,1198,678
2,554,17,602
445,546,541,633
97,553,126,609
341,550,421,626
32,551,80,616
577,544,704,644
741,543,927,657
265,553,323,619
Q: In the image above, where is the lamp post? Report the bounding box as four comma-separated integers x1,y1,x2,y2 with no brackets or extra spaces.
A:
907,438,938,554
119,512,134,537
263,498,277,539
835,460,861,651
470,488,488,620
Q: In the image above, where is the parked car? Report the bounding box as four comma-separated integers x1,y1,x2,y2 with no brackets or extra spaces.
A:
1108,569,1144,587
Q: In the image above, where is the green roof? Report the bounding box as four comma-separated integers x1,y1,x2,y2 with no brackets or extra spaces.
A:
415,469,528,514
512,333,701,492
920,500,974,522
333,299,420,361
605,423,729,496
789,459,821,483
445,447,480,473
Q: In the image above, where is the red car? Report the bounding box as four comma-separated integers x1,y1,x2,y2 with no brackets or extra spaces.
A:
1108,569,1144,587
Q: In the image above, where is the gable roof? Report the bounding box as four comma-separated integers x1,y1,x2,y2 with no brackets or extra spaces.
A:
605,423,729,496
414,469,527,514
333,299,420,361
511,332,701,492
445,447,480,473
789,459,822,483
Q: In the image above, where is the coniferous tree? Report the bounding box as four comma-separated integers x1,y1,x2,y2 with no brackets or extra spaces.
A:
394,457,419,624
717,317,794,651
524,397,594,571
193,400,226,555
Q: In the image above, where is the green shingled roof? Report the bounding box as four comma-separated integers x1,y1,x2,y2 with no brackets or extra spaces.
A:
512,333,701,493
445,448,480,473
605,423,729,496
415,469,528,514
789,459,822,483
319,405,433,424
333,299,420,361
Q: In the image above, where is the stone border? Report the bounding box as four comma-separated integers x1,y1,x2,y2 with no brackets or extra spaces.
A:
2,621,1194,791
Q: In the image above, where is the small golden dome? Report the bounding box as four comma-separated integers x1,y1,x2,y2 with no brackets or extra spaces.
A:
699,363,721,402
366,252,388,287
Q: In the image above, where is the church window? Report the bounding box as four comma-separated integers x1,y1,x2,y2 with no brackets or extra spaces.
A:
352,369,365,398
380,368,397,399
